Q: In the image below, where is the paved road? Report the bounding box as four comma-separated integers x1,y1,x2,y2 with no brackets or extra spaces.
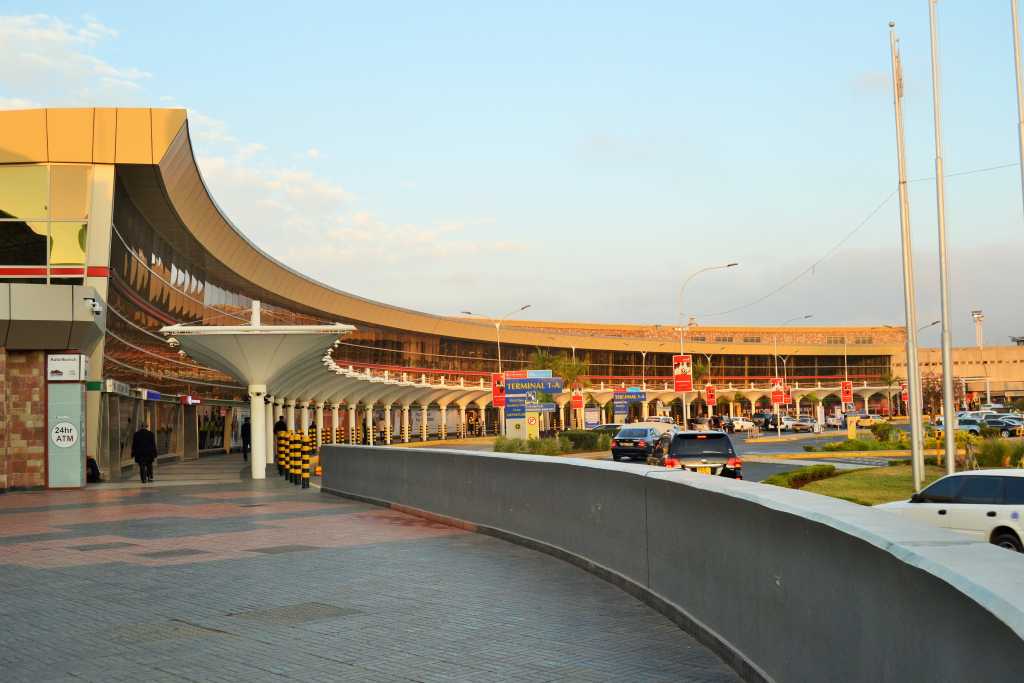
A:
0,455,739,682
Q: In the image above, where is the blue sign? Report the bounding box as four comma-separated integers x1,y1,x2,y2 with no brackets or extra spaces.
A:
527,370,553,378
505,395,526,419
613,400,629,415
525,402,556,413
613,390,646,402
505,377,564,395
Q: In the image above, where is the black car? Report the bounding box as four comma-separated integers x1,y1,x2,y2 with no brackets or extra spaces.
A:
611,426,670,462
983,417,1022,437
652,431,743,479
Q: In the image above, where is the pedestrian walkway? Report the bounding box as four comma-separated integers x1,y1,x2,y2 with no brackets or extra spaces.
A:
0,477,739,682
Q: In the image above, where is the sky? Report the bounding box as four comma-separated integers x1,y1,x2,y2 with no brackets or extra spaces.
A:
1,2,1023,346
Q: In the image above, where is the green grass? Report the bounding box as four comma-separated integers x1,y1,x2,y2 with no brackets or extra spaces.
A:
762,465,837,489
801,464,947,506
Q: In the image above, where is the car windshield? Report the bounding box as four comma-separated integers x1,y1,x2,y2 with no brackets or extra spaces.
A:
669,433,734,457
617,428,650,438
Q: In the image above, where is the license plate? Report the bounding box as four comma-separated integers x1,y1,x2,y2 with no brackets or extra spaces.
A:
697,466,711,475
620,441,633,446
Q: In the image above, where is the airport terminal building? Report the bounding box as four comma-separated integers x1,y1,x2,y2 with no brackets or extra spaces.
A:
2,107,1021,489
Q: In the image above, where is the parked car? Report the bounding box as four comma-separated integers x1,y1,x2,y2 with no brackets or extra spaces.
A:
724,417,755,433
610,426,671,462
876,470,1024,552
591,423,623,435
789,416,817,433
933,417,983,437
645,415,676,425
983,417,1024,438
825,414,845,428
855,413,884,427
650,431,742,479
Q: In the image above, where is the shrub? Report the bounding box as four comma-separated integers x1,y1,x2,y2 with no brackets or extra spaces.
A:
976,438,1024,468
763,465,837,489
803,444,818,452
870,422,896,443
979,426,1001,439
494,436,527,453
561,430,601,451
596,433,611,451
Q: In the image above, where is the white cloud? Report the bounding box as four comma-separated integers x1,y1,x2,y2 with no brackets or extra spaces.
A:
0,95,37,109
0,14,150,105
306,147,321,159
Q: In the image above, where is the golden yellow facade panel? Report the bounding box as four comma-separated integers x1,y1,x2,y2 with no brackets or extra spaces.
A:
113,108,153,164
0,109,47,163
150,109,187,163
46,109,94,162
92,108,117,163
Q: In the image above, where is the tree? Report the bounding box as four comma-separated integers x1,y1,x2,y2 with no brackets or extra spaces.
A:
527,348,559,373
692,359,710,385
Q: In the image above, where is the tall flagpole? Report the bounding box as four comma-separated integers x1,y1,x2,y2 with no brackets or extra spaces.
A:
928,0,957,475
1012,0,1024,220
890,22,926,491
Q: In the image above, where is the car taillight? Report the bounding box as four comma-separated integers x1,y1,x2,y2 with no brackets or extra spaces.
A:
611,440,618,448
638,440,647,447
727,457,742,469
664,458,679,468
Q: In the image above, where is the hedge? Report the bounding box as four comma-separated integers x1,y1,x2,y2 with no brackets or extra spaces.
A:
763,464,838,489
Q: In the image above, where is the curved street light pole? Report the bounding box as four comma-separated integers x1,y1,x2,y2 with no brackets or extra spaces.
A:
677,262,738,431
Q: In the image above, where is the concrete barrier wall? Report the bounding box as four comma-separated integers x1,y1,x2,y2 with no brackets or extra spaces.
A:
321,445,1024,682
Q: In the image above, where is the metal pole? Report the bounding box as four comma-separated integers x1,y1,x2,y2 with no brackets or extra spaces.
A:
495,321,502,373
891,22,926,491
929,0,957,475
774,335,781,437
1012,0,1024,219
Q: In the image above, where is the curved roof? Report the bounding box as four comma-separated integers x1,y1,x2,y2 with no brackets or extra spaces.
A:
0,107,905,356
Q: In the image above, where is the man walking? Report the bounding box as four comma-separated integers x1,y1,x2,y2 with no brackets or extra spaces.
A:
131,422,157,484
241,417,251,462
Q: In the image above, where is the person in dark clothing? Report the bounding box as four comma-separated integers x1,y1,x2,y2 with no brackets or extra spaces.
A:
86,456,102,483
274,416,287,434
131,423,157,484
241,417,252,462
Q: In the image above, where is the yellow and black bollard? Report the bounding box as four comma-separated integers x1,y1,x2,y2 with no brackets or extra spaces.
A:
291,435,303,486
276,431,287,476
290,432,300,484
301,435,311,489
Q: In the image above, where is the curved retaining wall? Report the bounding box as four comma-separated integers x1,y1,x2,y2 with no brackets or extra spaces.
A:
320,445,1024,682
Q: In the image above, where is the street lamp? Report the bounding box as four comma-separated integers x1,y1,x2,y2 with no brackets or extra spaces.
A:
773,314,813,437
972,310,990,405
461,304,531,374
678,262,739,354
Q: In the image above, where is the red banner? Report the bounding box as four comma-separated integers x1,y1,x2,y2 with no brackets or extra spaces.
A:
899,382,908,403
771,377,784,405
491,373,506,408
841,380,854,405
504,370,528,379
673,354,693,392
570,386,584,410
783,386,792,405
704,384,716,405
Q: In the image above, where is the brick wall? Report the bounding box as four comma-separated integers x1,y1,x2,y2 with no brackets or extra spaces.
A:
0,349,47,491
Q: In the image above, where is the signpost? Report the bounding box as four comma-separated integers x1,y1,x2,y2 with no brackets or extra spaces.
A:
672,354,693,392
491,372,506,408
783,386,792,406
841,380,854,406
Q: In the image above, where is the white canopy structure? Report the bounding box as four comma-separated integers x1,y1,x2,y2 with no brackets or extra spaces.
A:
161,302,354,479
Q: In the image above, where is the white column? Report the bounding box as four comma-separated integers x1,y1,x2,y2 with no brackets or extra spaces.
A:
301,403,310,436
499,406,506,435
458,405,467,438
402,405,411,443
366,405,375,446
384,404,393,445
729,401,735,418
421,405,429,441
315,402,324,447
480,406,488,435
641,400,650,420
348,405,357,445
264,396,274,470
331,404,340,443
248,384,267,480
440,404,448,440
286,400,295,432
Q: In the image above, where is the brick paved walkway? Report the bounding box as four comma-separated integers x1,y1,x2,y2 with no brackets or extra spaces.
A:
0,473,739,682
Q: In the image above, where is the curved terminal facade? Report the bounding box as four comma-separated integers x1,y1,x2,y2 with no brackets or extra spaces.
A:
0,107,1020,488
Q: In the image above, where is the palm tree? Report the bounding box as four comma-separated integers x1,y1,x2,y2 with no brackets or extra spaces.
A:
692,359,710,385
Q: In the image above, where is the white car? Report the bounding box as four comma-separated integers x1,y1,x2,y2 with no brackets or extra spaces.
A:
875,470,1024,552
729,417,755,432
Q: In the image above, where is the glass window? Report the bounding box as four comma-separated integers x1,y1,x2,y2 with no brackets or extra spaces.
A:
49,222,87,265
0,220,48,265
1002,477,1024,505
0,165,48,220
50,165,91,220
919,475,962,503
955,476,1003,505
617,428,649,438
669,433,734,457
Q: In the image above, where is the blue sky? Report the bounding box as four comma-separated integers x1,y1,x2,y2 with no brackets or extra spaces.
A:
2,2,1023,345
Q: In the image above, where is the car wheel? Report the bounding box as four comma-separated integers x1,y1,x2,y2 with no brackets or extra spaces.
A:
1001,430,1010,438
992,531,1023,552
612,454,621,461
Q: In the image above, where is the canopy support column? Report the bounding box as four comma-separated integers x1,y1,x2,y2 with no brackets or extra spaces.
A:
248,384,267,480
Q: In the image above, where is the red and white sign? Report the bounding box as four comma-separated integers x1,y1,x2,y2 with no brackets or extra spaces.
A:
504,370,528,379
179,395,201,406
783,386,792,406
841,380,854,405
491,372,506,408
704,384,716,405
771,377,785,405
570,385,584,410
673,354,693,392
899,382,908,403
